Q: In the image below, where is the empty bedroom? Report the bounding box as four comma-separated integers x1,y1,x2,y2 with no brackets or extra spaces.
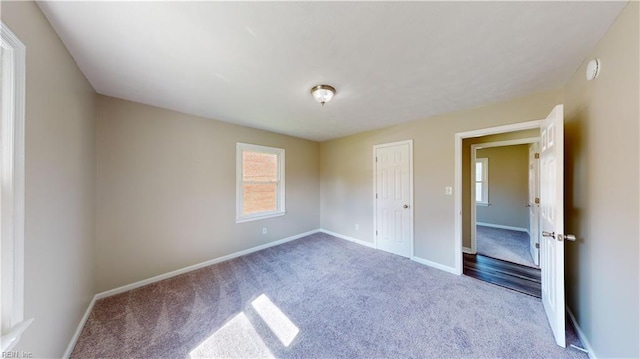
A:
1,1,638,358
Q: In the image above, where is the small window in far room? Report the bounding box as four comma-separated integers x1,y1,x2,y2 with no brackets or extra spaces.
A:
475,158,489,205
236,143,285,223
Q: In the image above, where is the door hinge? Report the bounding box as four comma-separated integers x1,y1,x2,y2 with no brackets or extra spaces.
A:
376,193,378,199
535,197,540,204
534,153,540,159
376,230,378,236
376,156,378,162
535,243,540,249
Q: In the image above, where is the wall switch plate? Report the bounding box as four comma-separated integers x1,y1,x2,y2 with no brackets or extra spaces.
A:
262,228,267,235
355,224,359,230
445,186,453,195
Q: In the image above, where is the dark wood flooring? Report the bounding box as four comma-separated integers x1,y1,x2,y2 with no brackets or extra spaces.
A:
463,253,541,298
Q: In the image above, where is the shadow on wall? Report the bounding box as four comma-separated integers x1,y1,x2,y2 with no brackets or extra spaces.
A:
563,106,588,317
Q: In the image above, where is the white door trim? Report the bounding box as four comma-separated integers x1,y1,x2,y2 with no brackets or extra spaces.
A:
372,140,414,258
454,121,543,274
469,137,540,254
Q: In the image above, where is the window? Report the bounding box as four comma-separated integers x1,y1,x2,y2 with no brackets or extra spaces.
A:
236,143,285,223
475,158,489,205
1,22,31,351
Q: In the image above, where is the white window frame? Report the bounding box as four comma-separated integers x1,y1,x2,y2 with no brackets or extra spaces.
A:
475,158,489,206
1,22,32,352
236,143,285,223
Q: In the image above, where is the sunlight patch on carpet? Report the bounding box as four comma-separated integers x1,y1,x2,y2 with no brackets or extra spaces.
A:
188,312,274,359
251,294,299,347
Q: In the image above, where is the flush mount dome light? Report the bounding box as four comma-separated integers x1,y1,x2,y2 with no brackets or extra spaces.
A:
310,85,336,106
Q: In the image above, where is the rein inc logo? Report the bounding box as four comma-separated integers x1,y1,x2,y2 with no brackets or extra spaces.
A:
2,352,32,358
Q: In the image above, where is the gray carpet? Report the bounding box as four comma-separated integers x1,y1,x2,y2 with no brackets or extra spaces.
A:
477,225,538,268
72,233,585,358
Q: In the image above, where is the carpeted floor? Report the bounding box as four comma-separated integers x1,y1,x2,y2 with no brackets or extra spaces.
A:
476,225,538,268
72,233,584,358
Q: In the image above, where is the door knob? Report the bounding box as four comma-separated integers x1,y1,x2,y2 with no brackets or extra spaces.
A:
542,231,555,239
403,204,409,209
543,231,577,242
559,234,576,241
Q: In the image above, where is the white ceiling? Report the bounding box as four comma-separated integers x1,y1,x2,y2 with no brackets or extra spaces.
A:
38,1,627,142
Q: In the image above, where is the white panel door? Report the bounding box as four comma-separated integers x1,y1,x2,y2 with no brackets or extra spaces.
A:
540,104,566,347
528,142,540,266
375,141,412,258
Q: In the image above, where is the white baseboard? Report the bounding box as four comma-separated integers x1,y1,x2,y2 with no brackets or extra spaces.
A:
320,229,459,275
95,229,320,300
63,295,97,358
567,307,597,359
411,256,459,275
462,247,475,254
64,228,321,358
476,222,528,233
319,229,376,248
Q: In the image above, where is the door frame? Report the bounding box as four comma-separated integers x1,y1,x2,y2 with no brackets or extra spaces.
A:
469,137,540,254
372,140,414,258
528,141,541,266
454,121,543,274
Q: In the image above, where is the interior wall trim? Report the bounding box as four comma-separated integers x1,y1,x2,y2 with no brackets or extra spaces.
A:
462,247,475,254
567,307,597,359
454,120,544,275
319,229,375,249
63,228,321,358
320,229,458,275
62,297,96,358
410,256,459,275
476,222,529,233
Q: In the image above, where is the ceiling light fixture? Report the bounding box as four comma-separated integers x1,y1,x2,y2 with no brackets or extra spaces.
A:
310,85,336,106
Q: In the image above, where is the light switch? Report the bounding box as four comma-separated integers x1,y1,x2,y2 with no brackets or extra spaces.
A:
445,186,453,195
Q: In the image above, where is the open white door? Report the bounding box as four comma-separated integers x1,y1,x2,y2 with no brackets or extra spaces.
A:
374,141,413,258
528,142,540,266
540,104,568,347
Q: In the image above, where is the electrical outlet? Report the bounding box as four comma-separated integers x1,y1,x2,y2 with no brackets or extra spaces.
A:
445,186,453,195
262,227,267,235
355,224,359,231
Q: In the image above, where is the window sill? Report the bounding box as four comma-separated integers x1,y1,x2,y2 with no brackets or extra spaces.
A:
476,202,490,207
236,211,286,224
1,318,34,351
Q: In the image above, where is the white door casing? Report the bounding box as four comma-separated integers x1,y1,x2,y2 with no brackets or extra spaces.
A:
373,140,413,258
540,104,566,347
455,121,544,275
529,142,540,266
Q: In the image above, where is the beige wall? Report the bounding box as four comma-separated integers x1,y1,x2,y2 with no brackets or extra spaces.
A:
2,2,97,357
461,129,539,248
564,2,639,357
476,145,529,229
320,90,561,268
96,96,320,292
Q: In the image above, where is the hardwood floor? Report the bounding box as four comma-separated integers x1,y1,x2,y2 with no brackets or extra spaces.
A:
463,253,541,298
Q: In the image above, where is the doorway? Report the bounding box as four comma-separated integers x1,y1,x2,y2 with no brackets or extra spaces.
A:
373,140,414,258
454,105,569,348
470,138,540,269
